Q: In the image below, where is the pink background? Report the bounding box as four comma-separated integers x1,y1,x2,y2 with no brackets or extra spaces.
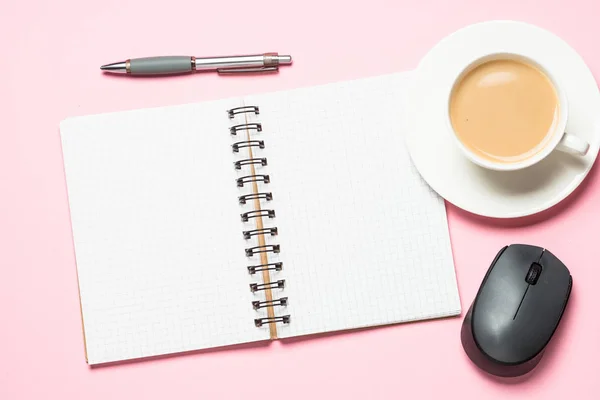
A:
2,0,600,398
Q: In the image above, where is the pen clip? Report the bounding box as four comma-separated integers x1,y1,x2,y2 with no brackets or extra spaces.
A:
217,66,279,74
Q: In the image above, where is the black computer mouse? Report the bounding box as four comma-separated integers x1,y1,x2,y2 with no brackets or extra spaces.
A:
460,244,572,377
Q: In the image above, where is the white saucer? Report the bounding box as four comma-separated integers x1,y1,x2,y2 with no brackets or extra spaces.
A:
405,20,600,218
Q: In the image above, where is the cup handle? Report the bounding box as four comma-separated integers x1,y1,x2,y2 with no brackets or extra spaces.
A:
556,133,590,156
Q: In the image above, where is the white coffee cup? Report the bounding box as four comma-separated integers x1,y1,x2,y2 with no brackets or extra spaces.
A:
445,52,590,171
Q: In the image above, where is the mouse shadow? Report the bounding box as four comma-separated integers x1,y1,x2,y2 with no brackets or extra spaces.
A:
468,288,577,385
448,151,598,228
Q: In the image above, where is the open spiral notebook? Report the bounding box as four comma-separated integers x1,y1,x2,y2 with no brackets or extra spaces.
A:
60,71,461,365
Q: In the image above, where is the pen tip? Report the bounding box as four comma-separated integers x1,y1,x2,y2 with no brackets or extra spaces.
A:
99,61,128,73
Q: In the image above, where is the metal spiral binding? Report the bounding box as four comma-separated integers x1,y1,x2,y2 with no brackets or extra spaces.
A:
245,244,280,257
237,174,270,187
243,227,278,239
241,209,275,222
238,192,273,204
238,192,272,205
250,280,285,292
228,105,259,119
228,105,290,328
232,140,264,153
255,315,290,327
234,158,267,170
252,297,288,310
247,262,283,274
230,123,262,135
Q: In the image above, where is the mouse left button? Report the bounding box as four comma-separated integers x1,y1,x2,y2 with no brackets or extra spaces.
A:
470,244,541,363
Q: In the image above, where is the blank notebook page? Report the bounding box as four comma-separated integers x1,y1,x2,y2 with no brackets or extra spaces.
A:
245,72,461,339
60,100,268,365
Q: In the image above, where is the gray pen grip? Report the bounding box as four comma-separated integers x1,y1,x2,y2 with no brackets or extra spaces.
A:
129,56,193,75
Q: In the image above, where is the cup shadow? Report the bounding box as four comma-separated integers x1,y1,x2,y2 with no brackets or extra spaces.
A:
449,151,598,227
476,150,588,194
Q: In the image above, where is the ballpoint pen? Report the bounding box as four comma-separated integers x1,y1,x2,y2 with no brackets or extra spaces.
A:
100,53,293,75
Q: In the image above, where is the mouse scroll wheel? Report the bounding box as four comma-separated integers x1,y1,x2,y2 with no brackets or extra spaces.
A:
526,262,543,285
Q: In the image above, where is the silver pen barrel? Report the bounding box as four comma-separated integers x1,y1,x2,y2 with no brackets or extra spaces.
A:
196,53,293,73
194,55,265,70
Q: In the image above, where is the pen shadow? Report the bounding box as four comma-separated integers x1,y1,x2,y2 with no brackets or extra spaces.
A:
447,158,598,228
88,339,272,369
99,70,281,79
100,71,196,79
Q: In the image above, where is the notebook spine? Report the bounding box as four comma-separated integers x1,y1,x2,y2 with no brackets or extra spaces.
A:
228,105,290,331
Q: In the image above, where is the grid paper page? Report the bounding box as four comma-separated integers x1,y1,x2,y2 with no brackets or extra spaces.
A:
60,100,269,365
245,72,461,339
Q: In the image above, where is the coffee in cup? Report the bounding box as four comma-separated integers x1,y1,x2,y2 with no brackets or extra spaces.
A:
446,53,589,171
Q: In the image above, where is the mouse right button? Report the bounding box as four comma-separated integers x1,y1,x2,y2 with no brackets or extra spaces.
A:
521,249,572,327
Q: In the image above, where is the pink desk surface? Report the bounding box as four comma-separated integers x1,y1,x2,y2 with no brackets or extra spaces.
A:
2,0,600,398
